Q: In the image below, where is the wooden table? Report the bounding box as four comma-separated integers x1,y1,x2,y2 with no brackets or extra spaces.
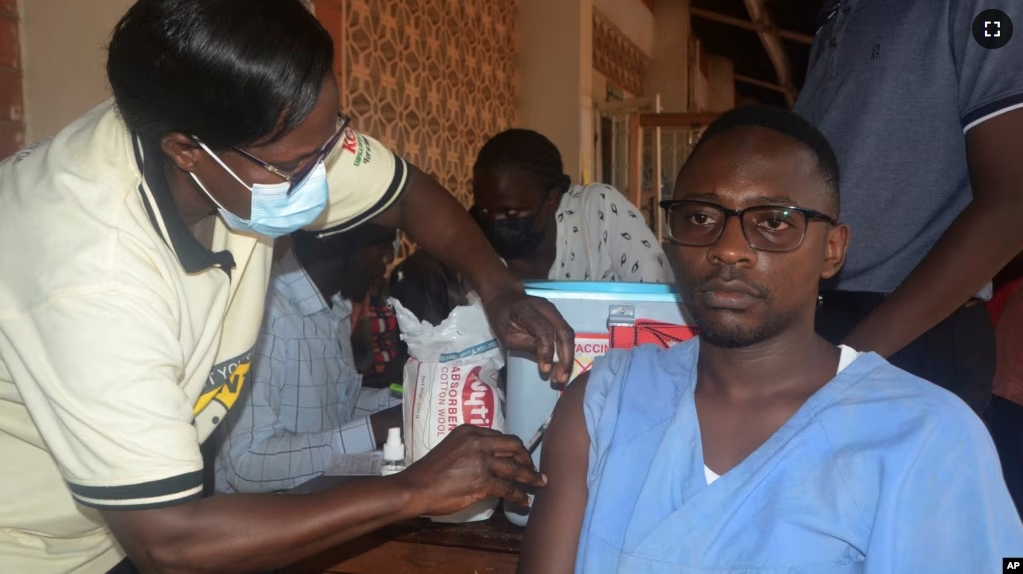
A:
280,477,524,574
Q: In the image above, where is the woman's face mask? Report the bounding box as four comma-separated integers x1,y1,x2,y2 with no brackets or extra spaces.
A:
191,156,329,239
471,202,550,260
189,114,349,239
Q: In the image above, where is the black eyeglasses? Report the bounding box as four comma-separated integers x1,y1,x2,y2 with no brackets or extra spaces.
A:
659,199,837,253
197,112,351,194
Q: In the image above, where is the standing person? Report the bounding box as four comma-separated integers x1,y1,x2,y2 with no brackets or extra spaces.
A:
471,129,674,284
0,1,572,573
794,0,1023,416
518,105,1022,574
214,226,402,494
794,0,1023,513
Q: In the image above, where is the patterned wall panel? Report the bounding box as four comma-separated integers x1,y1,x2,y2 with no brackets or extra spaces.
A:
593,11,647,97
342,0,518,260
343,0,518,261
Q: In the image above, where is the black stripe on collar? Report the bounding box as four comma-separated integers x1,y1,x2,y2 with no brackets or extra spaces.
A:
132,135,235,276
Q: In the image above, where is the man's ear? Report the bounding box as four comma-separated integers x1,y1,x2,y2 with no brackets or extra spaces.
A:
821,222,850,281
161,133,203,173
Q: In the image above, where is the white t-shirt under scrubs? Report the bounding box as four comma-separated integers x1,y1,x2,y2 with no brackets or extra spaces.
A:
0,101,408,573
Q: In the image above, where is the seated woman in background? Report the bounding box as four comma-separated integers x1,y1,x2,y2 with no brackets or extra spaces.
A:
351,290,407,389
349,230,408,389
471,129,673,283
340,226,401,378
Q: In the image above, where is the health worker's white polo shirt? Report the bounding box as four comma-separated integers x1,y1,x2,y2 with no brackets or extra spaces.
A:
0,101,407,573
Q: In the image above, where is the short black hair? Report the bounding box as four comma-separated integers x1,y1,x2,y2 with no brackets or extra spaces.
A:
291,224,396,264
107,0,333,148
473,129,572,193
685,105,840,212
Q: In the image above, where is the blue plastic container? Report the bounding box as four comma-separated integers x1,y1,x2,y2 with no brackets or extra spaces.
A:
503,281,690,526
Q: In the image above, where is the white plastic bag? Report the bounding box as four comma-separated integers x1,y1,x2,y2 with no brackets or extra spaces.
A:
390,293,505,523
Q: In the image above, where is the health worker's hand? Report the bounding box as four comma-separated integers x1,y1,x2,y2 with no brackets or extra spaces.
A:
482,289,575,385
399,425,547,517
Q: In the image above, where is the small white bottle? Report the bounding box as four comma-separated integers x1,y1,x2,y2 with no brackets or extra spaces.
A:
380,427,406,476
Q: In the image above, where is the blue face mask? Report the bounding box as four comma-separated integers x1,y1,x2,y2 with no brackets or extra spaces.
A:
190,143,329,239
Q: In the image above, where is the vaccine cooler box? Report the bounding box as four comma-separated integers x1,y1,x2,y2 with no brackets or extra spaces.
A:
504,281,694,526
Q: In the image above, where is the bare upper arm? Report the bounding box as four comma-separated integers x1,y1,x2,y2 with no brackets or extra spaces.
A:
966,109,1023,283
517,372,591,574
368,165,426,229
966,108,1023,208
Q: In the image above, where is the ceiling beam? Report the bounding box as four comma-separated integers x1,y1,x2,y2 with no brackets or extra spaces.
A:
689,7,815,45
740,0,798,107
735,74,787,94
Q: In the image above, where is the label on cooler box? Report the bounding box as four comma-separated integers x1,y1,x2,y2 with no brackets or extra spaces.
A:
571,333,612,381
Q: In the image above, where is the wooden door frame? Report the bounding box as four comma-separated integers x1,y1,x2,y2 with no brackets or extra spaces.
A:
627,112,720,240
313,0,347,108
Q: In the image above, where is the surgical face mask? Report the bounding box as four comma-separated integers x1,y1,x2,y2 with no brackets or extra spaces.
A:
472,207,546,260
190,143,329,239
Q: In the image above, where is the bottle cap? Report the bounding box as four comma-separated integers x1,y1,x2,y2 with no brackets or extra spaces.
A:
383,427,404,462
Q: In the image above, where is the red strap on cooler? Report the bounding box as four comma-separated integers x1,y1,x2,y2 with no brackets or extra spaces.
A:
609,319,698,350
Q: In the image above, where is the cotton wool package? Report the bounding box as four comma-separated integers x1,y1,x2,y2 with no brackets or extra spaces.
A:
389,294,505,523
